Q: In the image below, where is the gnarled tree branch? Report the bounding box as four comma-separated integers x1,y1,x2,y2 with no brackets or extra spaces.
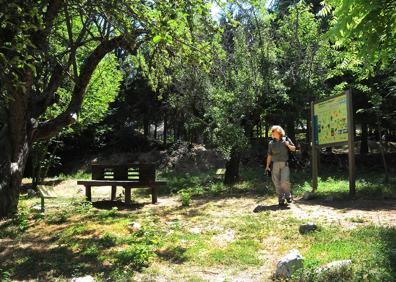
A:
34,34,142,140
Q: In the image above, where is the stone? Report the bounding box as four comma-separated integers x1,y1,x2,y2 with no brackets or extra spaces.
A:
189,227,201,234
299,222,318,234
27,189,37,197
316,260,352,275
276,249,304,278
127,222,141,232
71,275,94,282
30,204,42,211
303,191,315,200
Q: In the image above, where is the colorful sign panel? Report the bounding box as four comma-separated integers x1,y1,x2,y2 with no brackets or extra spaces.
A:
313,94,348,146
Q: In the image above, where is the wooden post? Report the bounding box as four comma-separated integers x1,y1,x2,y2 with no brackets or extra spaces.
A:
111,186,117,201
85,185,92,202
311,102,318,191
152,185,158,204
41,196,45,213
125,187,132,205
347,90,356,196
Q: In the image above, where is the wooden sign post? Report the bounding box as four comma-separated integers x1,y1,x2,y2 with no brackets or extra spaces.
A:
311,90,356,195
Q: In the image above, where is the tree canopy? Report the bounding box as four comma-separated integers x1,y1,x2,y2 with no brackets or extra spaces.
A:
1,0,395,217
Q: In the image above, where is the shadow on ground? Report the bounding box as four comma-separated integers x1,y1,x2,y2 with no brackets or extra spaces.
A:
92,200,146,211
294,198,396,211
253,204,290,212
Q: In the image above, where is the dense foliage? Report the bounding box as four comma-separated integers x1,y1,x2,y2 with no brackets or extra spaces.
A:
0,0,395,216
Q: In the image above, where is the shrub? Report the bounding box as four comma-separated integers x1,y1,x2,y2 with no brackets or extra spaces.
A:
115,245,153,269
98,233,118,248
178,189,191,206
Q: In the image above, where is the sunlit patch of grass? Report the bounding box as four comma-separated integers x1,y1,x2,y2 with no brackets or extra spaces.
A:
292,169,396,199
348,216,367,223
57,171,91,180
292,225,396,281
207,239,261,266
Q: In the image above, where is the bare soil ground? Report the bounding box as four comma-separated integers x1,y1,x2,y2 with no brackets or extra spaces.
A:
1,180,395,281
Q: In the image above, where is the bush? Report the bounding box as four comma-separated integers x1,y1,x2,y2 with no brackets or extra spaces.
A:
178,189,191,206
115,245,153,269
45,212,69,224
0,268,11,282
98,233,118,248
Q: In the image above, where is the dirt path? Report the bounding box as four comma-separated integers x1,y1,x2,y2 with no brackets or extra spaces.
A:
23,179,396,229
152,194,396,228
289,197,396,228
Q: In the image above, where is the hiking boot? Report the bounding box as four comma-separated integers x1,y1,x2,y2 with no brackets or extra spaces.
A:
286,196,292,203
278,199,287,207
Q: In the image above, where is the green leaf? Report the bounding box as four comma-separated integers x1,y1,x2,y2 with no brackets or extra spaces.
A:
152,35,162,44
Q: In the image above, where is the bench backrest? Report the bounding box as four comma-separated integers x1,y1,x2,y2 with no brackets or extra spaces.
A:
37,185,57,198
91,164,155,184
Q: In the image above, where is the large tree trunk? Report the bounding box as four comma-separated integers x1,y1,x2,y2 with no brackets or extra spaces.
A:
143,117,150,137
0,35,136,217
306,110,311,145
163,114,168,146
224,148,241,185
0,89,32,217
0,133,30,217
360,122,368,154
154,124,157,139
376,117,389,183
286,118,296,141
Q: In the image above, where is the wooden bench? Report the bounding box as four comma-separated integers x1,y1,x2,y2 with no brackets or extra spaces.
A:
215,168,226,180
77,163,166,205
37,185,57,212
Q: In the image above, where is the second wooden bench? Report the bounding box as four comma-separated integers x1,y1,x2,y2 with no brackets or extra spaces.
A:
77,163,166,205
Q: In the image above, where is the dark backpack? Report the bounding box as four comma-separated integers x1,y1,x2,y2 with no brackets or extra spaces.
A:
284,136,299,168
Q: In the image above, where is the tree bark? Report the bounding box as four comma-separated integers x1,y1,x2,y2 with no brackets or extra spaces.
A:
36,35,138,140
1,35,140,217
154,124,157,139
0,86,33,217
306,111,311,145
376,118,389,183
286,118,296,141
360,122,368,154
163,114,168,146
0,132,30,218
224,147,241,185
143,117,149,137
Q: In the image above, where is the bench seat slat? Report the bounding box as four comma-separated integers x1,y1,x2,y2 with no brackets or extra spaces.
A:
77,180,167,187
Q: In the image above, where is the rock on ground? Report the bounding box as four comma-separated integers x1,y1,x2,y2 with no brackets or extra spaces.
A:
128,222,141,232
276,249,304,278
299,222,318,234
316,259,352,274
71,275,94,282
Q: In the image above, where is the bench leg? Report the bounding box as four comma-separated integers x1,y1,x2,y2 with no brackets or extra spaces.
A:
125,187,132,205
41,196,45,213
151,186,158,204
85,185,92,202
111,186,117,201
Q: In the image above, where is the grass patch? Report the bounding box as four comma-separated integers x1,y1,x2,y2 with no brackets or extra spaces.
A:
2,167,395,281
207,239,261,266
57,170,91,181
294,226,396,281
292,169,396,199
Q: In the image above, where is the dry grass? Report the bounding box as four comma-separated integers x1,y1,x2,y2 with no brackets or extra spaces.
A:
1,176,395,281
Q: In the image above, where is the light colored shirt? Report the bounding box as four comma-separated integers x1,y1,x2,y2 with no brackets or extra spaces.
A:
268,137,294,162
